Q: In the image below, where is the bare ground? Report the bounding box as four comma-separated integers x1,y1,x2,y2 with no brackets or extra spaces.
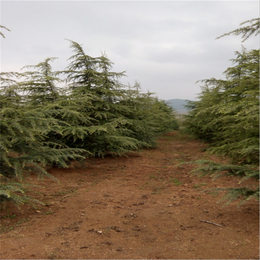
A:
0,131,259,259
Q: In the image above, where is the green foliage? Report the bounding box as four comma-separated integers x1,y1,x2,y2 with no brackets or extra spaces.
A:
0,179,41,207
54,40,178,156
183,48,259,165
57,41,145,156
183,18,259,204
181,159,259,204
217,187,259,206
216,18,260,42
188,160,258,181
19,57,61,105
0,39,177,206
120,85,178,148
0,66,84,205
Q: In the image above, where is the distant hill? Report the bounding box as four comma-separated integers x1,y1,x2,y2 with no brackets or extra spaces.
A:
164,99,193,114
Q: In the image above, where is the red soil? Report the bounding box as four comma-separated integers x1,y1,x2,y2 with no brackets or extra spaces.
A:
0,131,259,259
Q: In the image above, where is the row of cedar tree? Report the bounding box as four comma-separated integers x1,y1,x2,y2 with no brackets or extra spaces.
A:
1,18,259,205
183,18,259,203
183,47,259,203
0,40,179,204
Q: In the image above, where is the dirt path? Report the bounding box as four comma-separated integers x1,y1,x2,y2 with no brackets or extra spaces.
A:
0,131,259,259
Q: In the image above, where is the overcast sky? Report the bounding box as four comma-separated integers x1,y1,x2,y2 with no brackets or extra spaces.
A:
1,1,259,100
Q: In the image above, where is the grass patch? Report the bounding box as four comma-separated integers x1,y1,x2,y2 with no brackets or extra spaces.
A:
193,183,208,189
170,178,182,186
0,217,31,234
44,211,54,215
52,188,77,197
0,214,17,219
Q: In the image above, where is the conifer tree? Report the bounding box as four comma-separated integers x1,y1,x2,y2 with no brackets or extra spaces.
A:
184,48,259,164
0,65,85,205
57,40,143,156
183,18,259,203
121,85,178,147
19,57,61,105
0,36,178,206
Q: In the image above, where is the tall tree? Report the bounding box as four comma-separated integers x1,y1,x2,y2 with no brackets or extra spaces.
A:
57,40,143,156
19,58,61,105
184,48,259,164
183,18,259,203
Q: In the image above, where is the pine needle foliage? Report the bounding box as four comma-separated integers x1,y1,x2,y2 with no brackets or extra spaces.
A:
217,187,259,206
0,178,42,207
183,18,259,204
0,38,178,206
18,57,61,105
121,85,178,147
181,159,259,204
216,18,260,42
0,70,85,204
57,40,178,156
183,48,259,164
188,160,258,181
55,40,142,156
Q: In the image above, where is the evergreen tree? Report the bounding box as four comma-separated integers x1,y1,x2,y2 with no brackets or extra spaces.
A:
184,47,259,164
57,40,143,156
19,58,61,105
121,85,178,147
0,37,178,206
59,40,178,156
0,67,85,205
183,18,259,203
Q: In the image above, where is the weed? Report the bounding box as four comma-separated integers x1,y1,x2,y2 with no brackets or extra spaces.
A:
0,214,17,219
78,179,86,183
0,226,14,234
151,188,161,194
48,252,57,259
151,185,165,194
52,188,77,197
17,218,30,225
193,183,208,189
170,178,182,186
44,211,54,215
208,191,219,197
0,217,31,233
